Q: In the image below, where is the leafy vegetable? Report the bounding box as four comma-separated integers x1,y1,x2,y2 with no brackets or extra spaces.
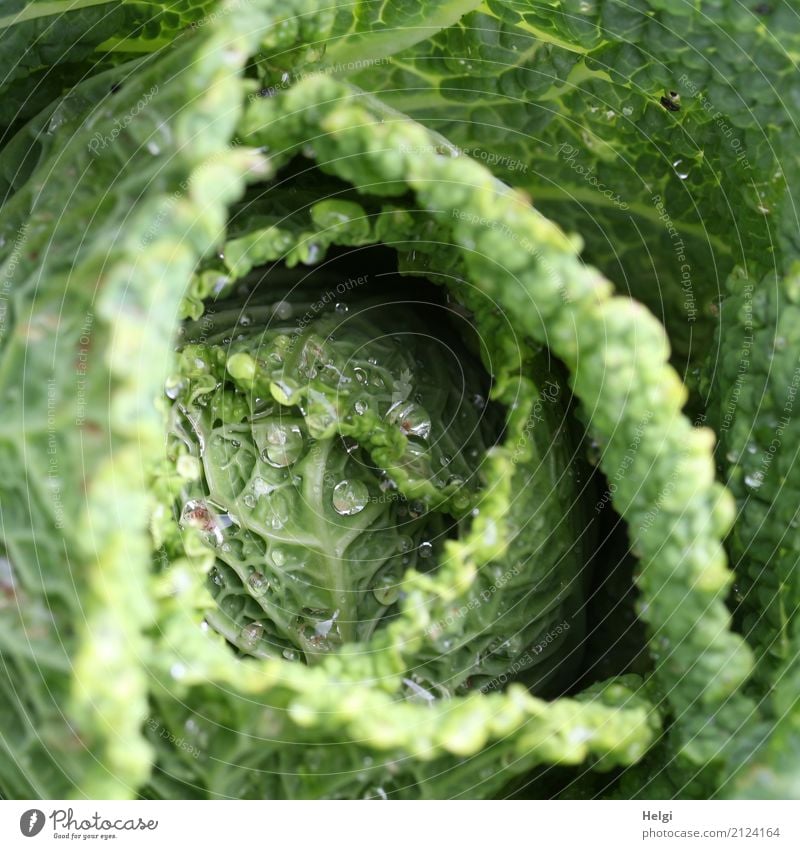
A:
0,0,797,800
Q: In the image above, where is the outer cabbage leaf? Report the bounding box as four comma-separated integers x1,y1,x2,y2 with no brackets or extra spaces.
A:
0,0,322,800
0,1,221,145
337,0,798,366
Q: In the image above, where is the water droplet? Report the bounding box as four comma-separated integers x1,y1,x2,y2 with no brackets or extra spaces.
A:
146,140,161,155
170,663,187,680
744,471,764,489
209,566,225,588
181,500,225,546
408,500,426,519
238,313,251,326
354,400,368,415
243,493,256,508
238,622,264,651
440,454,452,467
403,677,435,703
586,439,602,465
269,378,301,406
334,302,349,315
379,473,397,493
391,403,431,439
252,476,279,498
396,536,413,553
164,376,186,400
263,422,303,467
365,786,388,800
272,548,287,567
451,490,471,512
353,367,368,384
622,106,633,117
282,647,299,661
332,479,369,515
373,577,400,605
248,572,269,596
265,490,291,529
672,159,689,179
314,610,339,638
418,541,434,559
272,300,293,320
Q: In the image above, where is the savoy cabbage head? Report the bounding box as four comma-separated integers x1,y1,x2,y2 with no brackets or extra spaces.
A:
0,0,798,800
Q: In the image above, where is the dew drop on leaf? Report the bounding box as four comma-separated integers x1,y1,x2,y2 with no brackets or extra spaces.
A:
164,376,185,399
248,572,269,596
373,578,400,605
314,610,339,638
391,402,431,439
408,500,426,519
181,499,225,546
744,471,764,489
272,300,293,320
266,490,291,529
238,622,264,651
263,422,303,466
332,479,369,515
342,436,359,454
253,476,279,498
269,378,300,405
672,159,689,179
